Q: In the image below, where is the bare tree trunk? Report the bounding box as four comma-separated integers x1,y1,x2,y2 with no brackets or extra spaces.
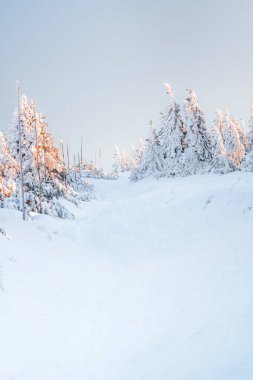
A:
43,133,47,181
99,147,102,169
80,137,83,166
17,81,26,221
67,140,70,175
33,102,42,214
74,153,77,181
60,138,67,186
60,137,65,161
78,152,81,179
61,139,67,187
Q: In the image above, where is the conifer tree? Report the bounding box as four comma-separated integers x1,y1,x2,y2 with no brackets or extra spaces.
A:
210,112,237,173
113,142,145,174
8,95,39,212
113,145,133,172
159,85,187,176
8,95,74,218
242,145,253,172
247,102,253,148
0,130,19,201
241,103,253,171
221,110,246,166
130,139,146,170
230,113,248,153
130,121,163,181
183,89,212,174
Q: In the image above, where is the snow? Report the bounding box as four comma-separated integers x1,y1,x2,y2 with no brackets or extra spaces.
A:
0,172,253,380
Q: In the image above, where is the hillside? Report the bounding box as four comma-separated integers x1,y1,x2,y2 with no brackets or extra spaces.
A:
0,172,253,380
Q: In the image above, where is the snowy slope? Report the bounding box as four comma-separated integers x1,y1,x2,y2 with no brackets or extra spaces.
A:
0,172,253,380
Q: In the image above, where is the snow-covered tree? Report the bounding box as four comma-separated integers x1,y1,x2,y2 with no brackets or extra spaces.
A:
159,87,187,176
182,89,212,175
113,145,133,173
0,130,19,201
210,112,237,173
230,113,248,153
74,158,116,180
130,121,163,181
241,148,253,171
246,102,253,148
220,110,247,167
37,113,63,178
7,95,39,212
131,87,214,181
7,95,85,218
241,103,253,171
130,139,146,170
113,140,146,175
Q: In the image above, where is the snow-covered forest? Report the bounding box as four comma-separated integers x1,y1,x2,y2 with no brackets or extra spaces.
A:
119,84,253,181
0,88,117,220
1,83,253,380
1,0,253,377
1,83,253,222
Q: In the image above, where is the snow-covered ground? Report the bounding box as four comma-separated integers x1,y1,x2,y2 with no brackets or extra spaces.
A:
0,172,253,380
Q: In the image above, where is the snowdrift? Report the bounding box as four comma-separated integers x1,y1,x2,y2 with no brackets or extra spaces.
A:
0,172,253,380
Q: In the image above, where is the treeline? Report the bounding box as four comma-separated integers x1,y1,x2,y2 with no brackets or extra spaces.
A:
2,83,252,219
117,84,253,181
0,91,116,219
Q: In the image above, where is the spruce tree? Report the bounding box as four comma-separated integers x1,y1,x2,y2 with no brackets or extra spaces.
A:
113,145,133,172
130,121,163,181
8,95,73,218
0,130,19,202
8,95,40,212
210,112,237,173
159,87,186,177
183,89,212,175
221,110,246,166
241,103,253,171
130,139,146,171
247,102,253,148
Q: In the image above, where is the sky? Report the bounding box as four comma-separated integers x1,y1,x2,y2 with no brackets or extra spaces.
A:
0,0,253,169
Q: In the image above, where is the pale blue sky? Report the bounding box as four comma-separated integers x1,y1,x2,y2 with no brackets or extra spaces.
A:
0,0,252,168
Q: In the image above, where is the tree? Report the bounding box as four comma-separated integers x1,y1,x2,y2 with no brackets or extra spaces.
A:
221,110,246,166
183,89,212,175
113,140,146,175
246,102,253,149
159,86,187,176
8,95,39,213
113,145,133,172
130,121,163,181
0,130,19,202
230,113,248,154
130,139,146,170
241,103,253,171
210,112,237,173
241,148,253,172
8,95,74,218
